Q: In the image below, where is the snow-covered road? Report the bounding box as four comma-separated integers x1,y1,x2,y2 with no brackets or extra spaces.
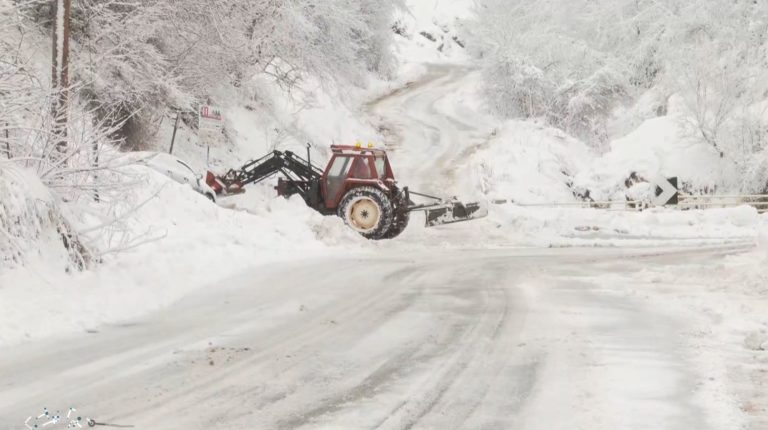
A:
0,246,750,429
367,64,495,199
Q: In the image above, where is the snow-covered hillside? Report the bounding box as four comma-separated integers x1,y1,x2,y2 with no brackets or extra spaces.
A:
471,0,768,195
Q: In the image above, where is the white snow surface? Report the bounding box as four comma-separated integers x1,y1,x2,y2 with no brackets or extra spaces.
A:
0,167,357,347
2,2,768,428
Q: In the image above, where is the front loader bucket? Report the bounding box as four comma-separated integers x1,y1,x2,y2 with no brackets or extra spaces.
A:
425,201,488,227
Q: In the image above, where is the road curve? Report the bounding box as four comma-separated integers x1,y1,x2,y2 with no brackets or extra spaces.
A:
0,247,745,429
367,65,496,199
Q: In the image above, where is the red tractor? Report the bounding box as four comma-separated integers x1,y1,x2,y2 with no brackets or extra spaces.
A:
207,144,486,240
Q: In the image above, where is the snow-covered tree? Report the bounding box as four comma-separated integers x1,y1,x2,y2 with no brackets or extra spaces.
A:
470,0,768,167
11,0,402,148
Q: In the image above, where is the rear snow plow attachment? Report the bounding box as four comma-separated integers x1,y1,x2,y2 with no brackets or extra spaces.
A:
404,190,488,227
424,200,488,227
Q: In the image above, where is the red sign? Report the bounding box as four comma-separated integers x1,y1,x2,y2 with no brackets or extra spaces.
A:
200,106,222,121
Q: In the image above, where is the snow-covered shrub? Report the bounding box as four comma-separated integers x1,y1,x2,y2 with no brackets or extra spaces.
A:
552,67,628,152
0,0,43,160
483,57,550,119
0,162,89,272
354,0,404,79
0,0,149,272
471,0,637,149
661,2,768,170
742,149,768,194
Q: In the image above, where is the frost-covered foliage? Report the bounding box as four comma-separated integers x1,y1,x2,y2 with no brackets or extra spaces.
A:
471,0,768,169
0,0,144,272
0,0,42,161
472,0,637,148
13,0,402,147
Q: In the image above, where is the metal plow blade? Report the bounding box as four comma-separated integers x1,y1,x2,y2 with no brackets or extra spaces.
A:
425,201,488,227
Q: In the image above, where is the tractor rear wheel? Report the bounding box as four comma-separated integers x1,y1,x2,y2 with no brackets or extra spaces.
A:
383,209,410,239
338,186,394,240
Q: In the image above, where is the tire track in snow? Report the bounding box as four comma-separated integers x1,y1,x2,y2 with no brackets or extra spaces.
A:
243,257,529,430
123,262,425,427
377,262,532,430
264,260,519,429
367,65,496,198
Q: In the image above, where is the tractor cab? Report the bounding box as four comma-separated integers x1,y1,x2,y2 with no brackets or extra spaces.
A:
322,144,396,210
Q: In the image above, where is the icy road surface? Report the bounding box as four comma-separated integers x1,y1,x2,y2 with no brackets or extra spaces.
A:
0,246,749,429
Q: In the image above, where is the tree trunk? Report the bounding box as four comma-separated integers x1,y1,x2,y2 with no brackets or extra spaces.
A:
4,122,10,159
51,0,71,157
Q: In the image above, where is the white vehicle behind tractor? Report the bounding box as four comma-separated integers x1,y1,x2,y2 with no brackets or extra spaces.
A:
128,152,217,203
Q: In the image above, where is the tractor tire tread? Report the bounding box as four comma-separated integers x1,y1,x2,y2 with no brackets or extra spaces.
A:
383,209,410,239
338,186,394,240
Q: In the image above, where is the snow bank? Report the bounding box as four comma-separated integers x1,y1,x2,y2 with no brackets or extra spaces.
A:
0,163,86,274
470,120,592,203
467,95,741,204
0,167,353,347
601,213,768,427
575,118,724,200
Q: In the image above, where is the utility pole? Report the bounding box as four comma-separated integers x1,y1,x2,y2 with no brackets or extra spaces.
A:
169,112,180,154
4,122,10,159
51,0,71,157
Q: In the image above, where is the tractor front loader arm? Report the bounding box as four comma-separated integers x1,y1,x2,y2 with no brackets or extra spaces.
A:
210,150,324,207
218,151,286,192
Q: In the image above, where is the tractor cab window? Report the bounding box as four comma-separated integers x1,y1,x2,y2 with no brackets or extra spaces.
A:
328,156,351,178
374,157,387,180
326,156,352,202
350,157,373,179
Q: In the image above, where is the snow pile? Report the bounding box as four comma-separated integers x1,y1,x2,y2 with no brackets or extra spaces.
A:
0,167,353,347
0,163,87,274
471,120,592,203
218,183,367,246
466,95,736,206
461,92,745,206
575,96,729,200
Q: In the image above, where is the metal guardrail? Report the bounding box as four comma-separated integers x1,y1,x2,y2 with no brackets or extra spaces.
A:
678,194,768,213
492,175,767,214
492,194,768,214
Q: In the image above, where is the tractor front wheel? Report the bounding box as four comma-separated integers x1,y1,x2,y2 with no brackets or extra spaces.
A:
338,187,394,240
